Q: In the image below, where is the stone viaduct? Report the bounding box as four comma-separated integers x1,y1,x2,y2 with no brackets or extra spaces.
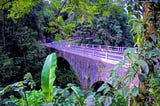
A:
44,40,129,90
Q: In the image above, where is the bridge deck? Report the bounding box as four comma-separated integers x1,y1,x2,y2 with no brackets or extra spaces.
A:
44,40,130,67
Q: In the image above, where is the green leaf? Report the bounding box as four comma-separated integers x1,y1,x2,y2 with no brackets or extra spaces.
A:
103,11,110,16
66,23,76,29
148,88,156,95
123,48,138,62
16,82,24,87
41,53,57,103
70,86,84,98
136,60,149,74
7,0,39,20
118,87,129,98
157,69,160,76
57,16,65,25
138,73,146,82
51,0,60,10
103,84,110,95
55,34,62,43
124,48,137,56
52,86,57,97
104,96,112,106
136,34,144,46
97,83,110,95
84,95,96,106
98,96,106,103
127,5,132,13
132,87,139,97
129,53,139,62
150,34,157,43
3,59,12,66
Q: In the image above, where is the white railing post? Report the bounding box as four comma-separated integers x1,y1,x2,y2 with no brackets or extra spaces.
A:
92,44,94,49
86,44,88,48
120,47,122,53
119,47,121,53
118,47,120,52
122,47,124,53
122,56,125,62
99,45,101,49
106,46,108,51
121,47,123,53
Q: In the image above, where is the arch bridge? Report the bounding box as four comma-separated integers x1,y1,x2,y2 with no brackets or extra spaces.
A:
44,40,130,90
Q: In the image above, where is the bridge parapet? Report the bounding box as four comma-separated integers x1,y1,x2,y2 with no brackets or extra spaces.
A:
67,43,129,64
44,41,130,65
69,43,126,53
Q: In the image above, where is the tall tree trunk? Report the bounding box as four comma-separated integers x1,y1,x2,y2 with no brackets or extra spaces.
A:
142,1,158,43
2,9,6,50
136,1,159,105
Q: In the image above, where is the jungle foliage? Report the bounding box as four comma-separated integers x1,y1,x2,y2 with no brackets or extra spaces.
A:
0,0,160,106
0,1,49,87
77,12,133,47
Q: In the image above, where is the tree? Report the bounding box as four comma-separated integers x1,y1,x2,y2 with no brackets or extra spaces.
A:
0,0,40,50
0,0,48,87
78,12,133,47
125,0,160,105
142,1,158,43
46,0,126,41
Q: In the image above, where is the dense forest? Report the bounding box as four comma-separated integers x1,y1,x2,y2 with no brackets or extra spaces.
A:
0,0,132,87
0,0,160,106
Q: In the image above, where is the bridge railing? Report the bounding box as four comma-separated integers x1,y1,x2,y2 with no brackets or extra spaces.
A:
48,41,129,64
69,43,126,54
65,43,129,63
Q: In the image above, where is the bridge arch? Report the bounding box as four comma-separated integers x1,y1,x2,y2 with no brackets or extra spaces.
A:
91,81,104,92
57,57,70,71
55,56,81,88
56,50,111,90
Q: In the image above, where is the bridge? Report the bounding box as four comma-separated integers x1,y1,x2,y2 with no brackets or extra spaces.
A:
44,40,131,90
